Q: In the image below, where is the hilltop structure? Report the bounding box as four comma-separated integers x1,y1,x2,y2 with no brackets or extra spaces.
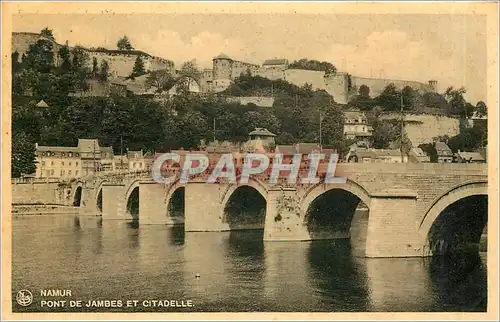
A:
12,32,174,78
13,32,438,104
200,53,438,104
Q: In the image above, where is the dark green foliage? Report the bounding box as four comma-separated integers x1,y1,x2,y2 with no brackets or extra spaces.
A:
288,58,337,75
130,55,146,78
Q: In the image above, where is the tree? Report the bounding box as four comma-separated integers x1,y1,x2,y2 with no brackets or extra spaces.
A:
288,58,337,75
92,57,99,77
98,60,110,82
12,132,37,178
71,46,90,73
376,83,401,111
25,39,54,73
475,101,487,117
359,85,370,98
117,36,134,51
401,86,419,110
58,44,71,72
130,55,146,78
144,69,176,93
40,27,55,40
444,86,469,117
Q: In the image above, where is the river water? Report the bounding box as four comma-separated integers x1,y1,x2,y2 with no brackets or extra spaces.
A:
12,215,487,312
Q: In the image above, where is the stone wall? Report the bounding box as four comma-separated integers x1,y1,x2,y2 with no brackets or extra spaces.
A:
12,32,173,78
380,113,461,146
285,69,326,90
351,76,434,97
11,181,70,205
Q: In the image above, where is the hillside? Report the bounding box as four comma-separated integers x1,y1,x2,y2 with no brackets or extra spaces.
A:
12,32,174,77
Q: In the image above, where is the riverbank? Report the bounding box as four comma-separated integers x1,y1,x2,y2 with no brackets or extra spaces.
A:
12,204,80,216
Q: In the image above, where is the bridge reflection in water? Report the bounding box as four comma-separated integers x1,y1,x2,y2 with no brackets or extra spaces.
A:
12,214,486,312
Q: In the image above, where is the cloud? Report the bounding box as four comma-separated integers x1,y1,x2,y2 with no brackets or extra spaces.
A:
317,30,466,96
134,30,247,68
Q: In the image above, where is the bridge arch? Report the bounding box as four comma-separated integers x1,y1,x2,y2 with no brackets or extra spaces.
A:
219,178,269,230
418,180,488,254
72,181,84,207
299,179,372,242
165,179,186,224
124,179,142,219
94,179,107,214
299,178,371,221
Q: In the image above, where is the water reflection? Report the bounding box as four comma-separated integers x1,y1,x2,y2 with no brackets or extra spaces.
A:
426,253,487,312
12,215,487,312
307,240,371,312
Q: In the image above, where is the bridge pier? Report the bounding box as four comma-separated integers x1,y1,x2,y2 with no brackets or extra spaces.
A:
139,182,170,224
101,182,127,220
365,188,422,258
184,182,229,231
264,187,309,241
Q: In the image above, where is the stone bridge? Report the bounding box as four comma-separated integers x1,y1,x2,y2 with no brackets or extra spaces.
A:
69,163,488,258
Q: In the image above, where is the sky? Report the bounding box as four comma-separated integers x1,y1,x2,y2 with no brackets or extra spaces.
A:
13,13,487,103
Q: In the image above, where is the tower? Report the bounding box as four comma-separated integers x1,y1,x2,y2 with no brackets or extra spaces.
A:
428,80,438,92
212,54,233,80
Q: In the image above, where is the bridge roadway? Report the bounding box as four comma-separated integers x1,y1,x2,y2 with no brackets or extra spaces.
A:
66,163,488,258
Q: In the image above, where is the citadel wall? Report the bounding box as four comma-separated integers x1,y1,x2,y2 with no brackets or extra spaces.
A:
380,113,460,146
351,76,435,97
284,69,326,90
12,32,174,78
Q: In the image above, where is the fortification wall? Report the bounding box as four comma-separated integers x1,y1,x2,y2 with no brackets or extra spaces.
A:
253,68,286,81
285,69,326,90
380,113,460,146
351,76,433,97
88,52,172,78
325,73,349,104
11,182,65,205
12,32,173,78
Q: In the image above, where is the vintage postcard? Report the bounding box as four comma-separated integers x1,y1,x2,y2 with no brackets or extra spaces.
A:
1,1,499,321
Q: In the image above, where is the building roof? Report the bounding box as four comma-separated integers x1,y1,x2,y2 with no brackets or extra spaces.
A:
36,100,49,108
263,58,288,66
457,151,485,161
101,146,114,157
296,143,320,154
78,139,100,153
249,128,276,137
344,110,367,121
36,146,79,153
354,148,402,159
275,145,296,156
435,141,453,156
214,53,232,60
411,147,427,157
127,150,144,159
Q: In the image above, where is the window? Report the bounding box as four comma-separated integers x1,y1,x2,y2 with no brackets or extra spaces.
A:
69,152,73,157
76,162,79,166
69,162,72,166
51,169,54,175
62,153,66,157
75,170,79,176
61,161,65,166
75,153,79,157
41,161,45,166
68,170,72,175
51,161,54,166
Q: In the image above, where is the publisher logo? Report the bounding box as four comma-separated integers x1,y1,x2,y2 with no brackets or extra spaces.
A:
16,289,33,307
